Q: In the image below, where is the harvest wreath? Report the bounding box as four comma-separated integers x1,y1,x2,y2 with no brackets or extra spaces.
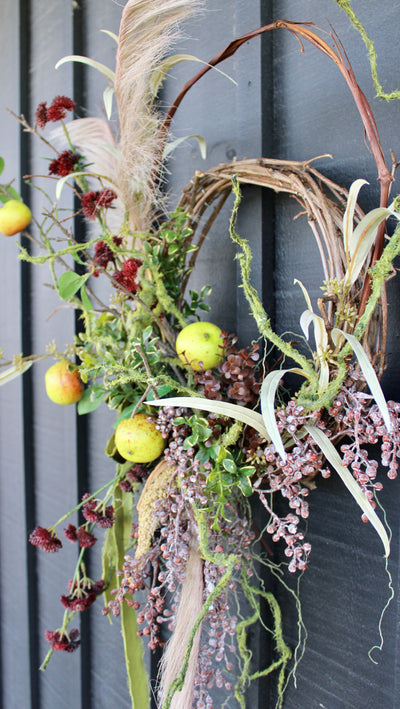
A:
1,1,400,707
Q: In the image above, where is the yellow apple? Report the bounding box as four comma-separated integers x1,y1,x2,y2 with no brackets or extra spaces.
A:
175,321,223,371
115,413,166,463
45,361,84,405
0,199,32,236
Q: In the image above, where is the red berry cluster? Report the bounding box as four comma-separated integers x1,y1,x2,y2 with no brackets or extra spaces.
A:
112,257,142,295
90,236,123,277
35,95,76,128
81,189,117,220
61,578,104,612
48,149,81,177
45,628,80,653
81,494,115,528
29,526,62,553
63,523,97,548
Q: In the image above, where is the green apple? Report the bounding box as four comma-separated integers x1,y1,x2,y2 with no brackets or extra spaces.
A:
175,321,223,371
0,199,32,236
115,413,166,463
45,361,84,405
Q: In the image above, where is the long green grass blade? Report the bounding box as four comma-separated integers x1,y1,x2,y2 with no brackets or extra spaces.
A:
55,55,115,83
259,370,292,462
163,134,206,160
299,309,329,391
102,484,149,707
149,53,237,96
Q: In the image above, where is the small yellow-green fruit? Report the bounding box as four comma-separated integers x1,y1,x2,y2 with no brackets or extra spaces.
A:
45,361,84,405
176,321,223,371
0,199,32,236
114,413,166,463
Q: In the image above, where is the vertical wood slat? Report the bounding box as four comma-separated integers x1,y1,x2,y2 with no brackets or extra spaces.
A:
0,1,33,708
27,3,81,708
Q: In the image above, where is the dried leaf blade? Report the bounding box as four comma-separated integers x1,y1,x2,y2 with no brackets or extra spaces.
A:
332,328,391,431
305,424,390,556
145,396,269,440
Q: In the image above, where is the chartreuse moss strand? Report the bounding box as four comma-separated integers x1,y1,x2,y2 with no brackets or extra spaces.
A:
334,0,400,101
235,570,291,709
229,178,317,386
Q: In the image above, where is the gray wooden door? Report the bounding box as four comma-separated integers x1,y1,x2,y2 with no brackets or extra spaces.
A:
1,1,400,708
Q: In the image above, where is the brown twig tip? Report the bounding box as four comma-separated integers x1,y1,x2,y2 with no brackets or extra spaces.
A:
161,19,391,193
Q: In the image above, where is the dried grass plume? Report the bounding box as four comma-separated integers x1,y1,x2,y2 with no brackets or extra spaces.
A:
115,0,200,229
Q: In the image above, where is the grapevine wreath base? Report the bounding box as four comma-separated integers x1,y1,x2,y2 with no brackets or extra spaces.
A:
2,2,400,708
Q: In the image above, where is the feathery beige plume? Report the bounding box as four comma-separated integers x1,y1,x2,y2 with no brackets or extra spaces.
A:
51,117,126,232
157,524,203,709
114,0,200,229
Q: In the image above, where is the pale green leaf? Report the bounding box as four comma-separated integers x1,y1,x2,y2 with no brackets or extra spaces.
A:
79,284,93,312
299,309,315,341
0,157,4,176
260,368,313,461
58,271,90,300
163,134,206,160
0,360,32,386
299,309,329,392
294,278,313,312
344,206,397,287
55,171,91,200
305,424,390,556
55,55,115,83
77,387,103,414
260,369,295,462
145,396,270,440
100,29,119,44
103,85,114,120
332,328,391,431
149,53,237,97
0,186,22,203
342,179,368,262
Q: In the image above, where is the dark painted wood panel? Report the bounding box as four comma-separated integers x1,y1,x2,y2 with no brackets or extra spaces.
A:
272,0,400,395
270,2,400,708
